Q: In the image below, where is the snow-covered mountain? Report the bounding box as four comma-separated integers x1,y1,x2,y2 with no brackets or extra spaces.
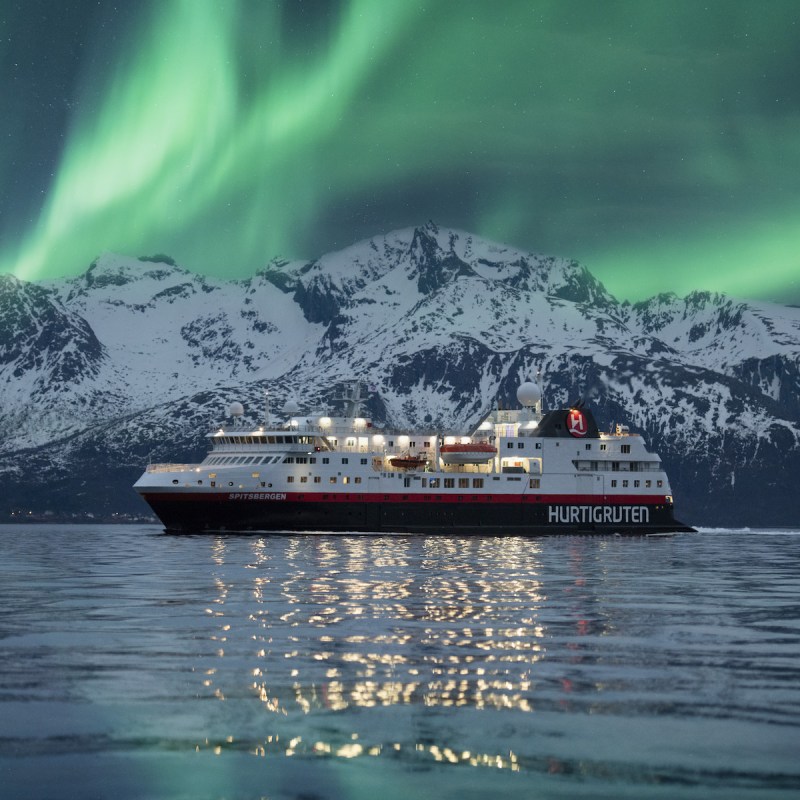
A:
2,222,799,524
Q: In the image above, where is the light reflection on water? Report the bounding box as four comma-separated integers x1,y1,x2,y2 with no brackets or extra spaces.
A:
1,526,799,799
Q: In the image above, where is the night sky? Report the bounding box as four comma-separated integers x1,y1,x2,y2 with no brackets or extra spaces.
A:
2,0,799,304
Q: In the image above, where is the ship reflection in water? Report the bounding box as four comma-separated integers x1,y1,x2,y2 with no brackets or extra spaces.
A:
198,535,601,771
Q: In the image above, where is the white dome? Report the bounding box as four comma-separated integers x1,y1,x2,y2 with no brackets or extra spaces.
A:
517,380,542,407
282,399,301,414
227,401,244,417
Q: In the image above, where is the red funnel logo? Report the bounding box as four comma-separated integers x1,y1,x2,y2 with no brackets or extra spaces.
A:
567,409,588,438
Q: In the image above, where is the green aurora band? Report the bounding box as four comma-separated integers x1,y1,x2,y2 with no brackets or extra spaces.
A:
2,0,799,304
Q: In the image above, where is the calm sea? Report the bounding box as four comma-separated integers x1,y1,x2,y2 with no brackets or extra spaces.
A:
1,525,798,800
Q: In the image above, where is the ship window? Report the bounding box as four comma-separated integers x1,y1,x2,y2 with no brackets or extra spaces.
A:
296,457,307,464
267,436,276,444
623,480,628,488
429,478,440,488
517,442,524,449
260,482,265,487
585,444,591,450
360,458,367,465
310,457,317,464
172,479,179,484
228,482,234,486
404,478,411,487
422,478,428,487
313,477,321,483
322,457,330,464
535,443,542,450
251,472,260,478
459,478,469,488
354,477,362,484
410,441,416,447
507,443,514,449
646,480,651,488
343,477,350,484
208,473,217,479
300,476,307,483
657,480,663,487
621,444,631,454
287,476,294,483
612,462,620,471
473,478,484,488
600,444,607,451
611,480,617,487
444,478,455,488
211,481,216,487
530,478,540,489
424,441,431,448
342,458,349,464
329,477,337,484
634,480,640,487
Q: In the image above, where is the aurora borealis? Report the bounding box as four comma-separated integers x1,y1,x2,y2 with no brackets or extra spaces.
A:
2,0,799,303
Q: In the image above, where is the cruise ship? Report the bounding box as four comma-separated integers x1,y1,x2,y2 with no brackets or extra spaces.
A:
134,381,694,535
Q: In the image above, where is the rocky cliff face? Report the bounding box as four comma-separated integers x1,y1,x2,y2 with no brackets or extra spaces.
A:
2,223,799,525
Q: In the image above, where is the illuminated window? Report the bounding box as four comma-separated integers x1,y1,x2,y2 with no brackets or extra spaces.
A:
329,477,337,484
529,478,540,488
354,477,362,484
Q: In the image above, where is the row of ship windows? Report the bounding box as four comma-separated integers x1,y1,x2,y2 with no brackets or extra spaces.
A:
205,455,371,466
573,460,661,472
180,476,663,490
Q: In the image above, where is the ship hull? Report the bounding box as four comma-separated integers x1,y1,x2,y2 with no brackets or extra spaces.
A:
138,491,694,535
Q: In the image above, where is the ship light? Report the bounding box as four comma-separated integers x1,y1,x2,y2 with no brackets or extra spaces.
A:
398,435,409,446
372,434,384,445
525,420,538,429
479,420,492,431
319,417,331,428
354,417,366,429
289,418,299,428
459,437,471,444
443,436,456,445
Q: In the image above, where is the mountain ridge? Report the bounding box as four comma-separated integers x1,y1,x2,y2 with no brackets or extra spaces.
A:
2,222,799,525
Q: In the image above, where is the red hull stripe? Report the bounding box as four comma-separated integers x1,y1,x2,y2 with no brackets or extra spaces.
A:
141,491,670,505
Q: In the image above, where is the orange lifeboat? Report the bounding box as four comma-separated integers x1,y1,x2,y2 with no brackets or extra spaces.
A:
389,454,428,470
439,442,496,465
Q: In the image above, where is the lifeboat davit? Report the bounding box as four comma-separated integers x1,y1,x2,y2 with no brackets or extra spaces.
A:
439,442,497,465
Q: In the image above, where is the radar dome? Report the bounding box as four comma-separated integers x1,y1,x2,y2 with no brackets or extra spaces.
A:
227,401,244,417
517,380,542,407
282,399,301,414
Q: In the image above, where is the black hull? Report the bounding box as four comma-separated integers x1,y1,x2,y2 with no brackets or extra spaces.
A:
140,493,695,536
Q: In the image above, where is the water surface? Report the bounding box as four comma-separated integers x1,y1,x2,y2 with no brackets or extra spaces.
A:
1,525,799,799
